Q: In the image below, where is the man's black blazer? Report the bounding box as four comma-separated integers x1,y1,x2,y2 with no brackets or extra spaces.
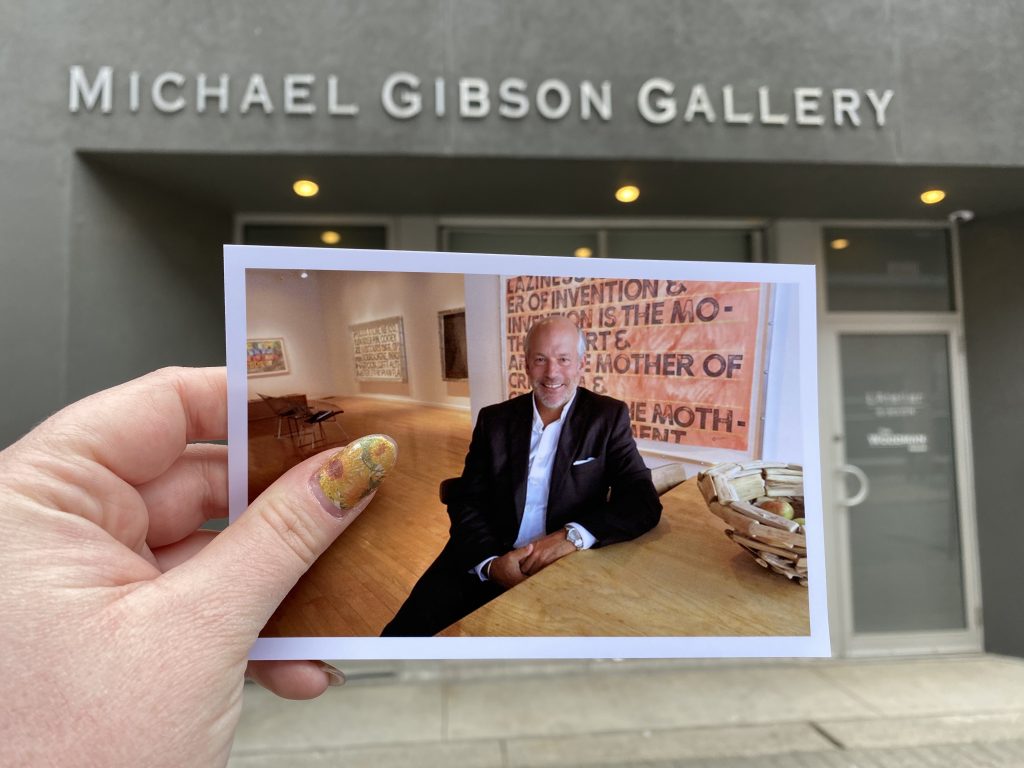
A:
448,387,662,571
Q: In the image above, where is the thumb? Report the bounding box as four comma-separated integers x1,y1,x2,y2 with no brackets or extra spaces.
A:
170,434,398,637
514,543,535,563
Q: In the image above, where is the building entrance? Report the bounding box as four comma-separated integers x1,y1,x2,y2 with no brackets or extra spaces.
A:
817,224,982,656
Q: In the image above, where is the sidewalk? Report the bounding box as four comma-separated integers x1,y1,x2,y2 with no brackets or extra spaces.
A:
229,655,1024,767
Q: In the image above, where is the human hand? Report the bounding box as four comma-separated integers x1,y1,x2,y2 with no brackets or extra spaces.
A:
0,367,395,768
519,529,577,576
488,543,535,589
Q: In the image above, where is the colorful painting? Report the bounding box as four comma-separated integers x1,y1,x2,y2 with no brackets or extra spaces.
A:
247,337,289,377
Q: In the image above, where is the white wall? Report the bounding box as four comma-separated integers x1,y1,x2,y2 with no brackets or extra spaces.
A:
465,274,505,423
760,281,804,465
245,270,334,399
318,270,470,408
767,220,824,469
246,267,471,409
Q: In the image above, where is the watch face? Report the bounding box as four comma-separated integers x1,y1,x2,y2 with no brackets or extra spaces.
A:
567,528,583,548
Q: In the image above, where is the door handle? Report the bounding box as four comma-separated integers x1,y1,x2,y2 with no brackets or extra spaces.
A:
836,463,870,507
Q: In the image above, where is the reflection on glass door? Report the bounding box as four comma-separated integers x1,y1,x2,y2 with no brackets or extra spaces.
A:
838,333,966,635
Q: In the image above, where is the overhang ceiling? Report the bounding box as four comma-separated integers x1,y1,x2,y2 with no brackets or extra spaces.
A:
80,152,1024,223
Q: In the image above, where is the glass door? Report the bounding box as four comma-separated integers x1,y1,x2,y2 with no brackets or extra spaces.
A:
819,225,982,655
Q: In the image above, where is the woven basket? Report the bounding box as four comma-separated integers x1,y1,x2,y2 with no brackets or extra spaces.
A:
697,461,807,587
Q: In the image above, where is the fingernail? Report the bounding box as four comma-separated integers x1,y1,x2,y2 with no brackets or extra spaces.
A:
317,661,346,687
310,434,398,519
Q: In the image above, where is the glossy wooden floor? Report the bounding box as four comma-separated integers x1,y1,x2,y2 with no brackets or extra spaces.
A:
250,396,471,637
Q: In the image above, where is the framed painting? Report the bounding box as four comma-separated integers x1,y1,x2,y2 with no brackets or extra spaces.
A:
246,337,289,377
350,316,408,382
438,307,468,381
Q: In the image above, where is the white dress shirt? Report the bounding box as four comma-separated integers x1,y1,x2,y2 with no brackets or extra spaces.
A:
474,391,596,580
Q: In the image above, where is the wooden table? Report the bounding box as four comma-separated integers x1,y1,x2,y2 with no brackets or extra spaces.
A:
438,477,810,637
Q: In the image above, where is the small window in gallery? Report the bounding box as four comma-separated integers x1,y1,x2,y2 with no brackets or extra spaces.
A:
444,227,754,261
243,224,388,250
606,229,753,262
824,228,954,312
445,228,598,258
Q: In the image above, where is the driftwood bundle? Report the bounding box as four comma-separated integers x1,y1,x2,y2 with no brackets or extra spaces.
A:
697,461,807,587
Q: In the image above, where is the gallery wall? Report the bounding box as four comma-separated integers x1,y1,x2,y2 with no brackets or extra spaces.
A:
318,270,469,408
759,281,804,465
245,270,334,399
245,268,470,408
961,212,1024,658
66,159,231,403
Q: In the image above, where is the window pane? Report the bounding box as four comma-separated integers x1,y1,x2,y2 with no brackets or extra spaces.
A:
446,228,597,258
825,228,953,312
243,224,387,249
607,229,751,262
840,333,965,633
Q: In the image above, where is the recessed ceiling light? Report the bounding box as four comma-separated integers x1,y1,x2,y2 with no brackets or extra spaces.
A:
574,247,593,258
830,238,850,250
615,185,640,203
300,271,309,279
321,230,341,245
920,189,946,205
293,179,319,198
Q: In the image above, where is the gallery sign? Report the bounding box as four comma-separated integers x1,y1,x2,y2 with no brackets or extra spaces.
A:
68,66,895,128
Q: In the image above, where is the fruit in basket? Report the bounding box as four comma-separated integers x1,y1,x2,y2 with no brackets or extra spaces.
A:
757,499,795,520
700,461,808,587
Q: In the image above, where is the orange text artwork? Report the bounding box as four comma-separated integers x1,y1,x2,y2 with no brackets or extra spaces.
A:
504,276,764,451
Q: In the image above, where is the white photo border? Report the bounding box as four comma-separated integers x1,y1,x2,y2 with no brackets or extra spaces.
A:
224,245,829,660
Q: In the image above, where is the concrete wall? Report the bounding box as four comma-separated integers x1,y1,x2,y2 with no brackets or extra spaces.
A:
960,213,1024,657
53,1,1024,167
67,159,230,401
1,4,76,440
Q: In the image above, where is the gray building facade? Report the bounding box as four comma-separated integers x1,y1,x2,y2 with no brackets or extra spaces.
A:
2,1,1023,657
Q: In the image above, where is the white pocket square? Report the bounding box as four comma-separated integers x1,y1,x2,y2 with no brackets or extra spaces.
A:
572,457,596,466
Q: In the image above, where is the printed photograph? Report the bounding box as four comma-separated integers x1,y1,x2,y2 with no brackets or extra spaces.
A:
233,250,820,654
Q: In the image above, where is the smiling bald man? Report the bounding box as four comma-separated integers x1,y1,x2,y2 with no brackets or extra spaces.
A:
382,316,661,637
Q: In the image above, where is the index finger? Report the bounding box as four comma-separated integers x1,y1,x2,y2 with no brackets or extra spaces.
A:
27,366,227,487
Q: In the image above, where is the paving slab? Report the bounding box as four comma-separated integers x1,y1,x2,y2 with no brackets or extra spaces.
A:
506,722,835,766
232,681,443,752
817,710,1024,749
228,740,503,768
228,656,1024,766
668,738,1024,767
815,657,1024,717
445,664,872,740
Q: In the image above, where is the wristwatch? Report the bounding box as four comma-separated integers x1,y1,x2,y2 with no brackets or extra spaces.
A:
565,525,584,550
